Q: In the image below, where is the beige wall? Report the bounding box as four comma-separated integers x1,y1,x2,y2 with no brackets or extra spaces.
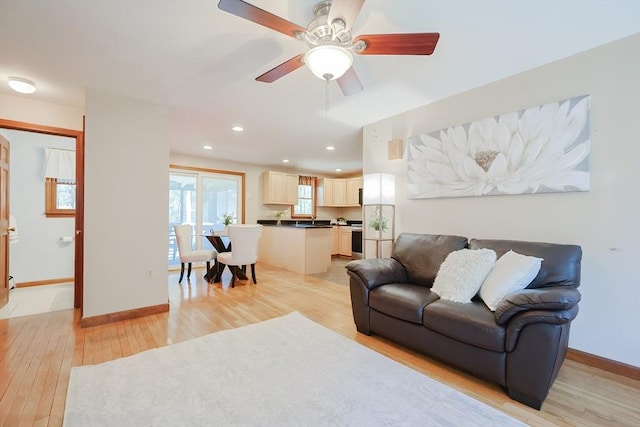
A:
362,34,640,367
83,90,170,317
0,93,83,130
0,92,171,319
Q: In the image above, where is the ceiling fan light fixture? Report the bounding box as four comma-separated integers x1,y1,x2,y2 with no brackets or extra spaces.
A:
8,76,36,94
304,45,353,81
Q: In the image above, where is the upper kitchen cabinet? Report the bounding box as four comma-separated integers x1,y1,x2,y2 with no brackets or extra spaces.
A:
319,177,362,207
262,171,298,205
318,178,343,207
346,177,363,206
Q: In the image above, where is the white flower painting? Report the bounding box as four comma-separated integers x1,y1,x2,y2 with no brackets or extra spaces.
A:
407,95,591,199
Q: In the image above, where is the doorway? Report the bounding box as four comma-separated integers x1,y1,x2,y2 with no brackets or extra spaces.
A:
168,165,245,270
0,118,84,315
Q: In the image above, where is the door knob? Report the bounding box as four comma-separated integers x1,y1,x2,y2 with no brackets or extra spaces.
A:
7,227,15,232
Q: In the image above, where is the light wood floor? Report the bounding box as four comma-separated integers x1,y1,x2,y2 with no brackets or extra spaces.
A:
1,263,639,426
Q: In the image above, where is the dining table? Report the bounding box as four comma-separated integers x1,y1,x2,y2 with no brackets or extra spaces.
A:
204,231,248,282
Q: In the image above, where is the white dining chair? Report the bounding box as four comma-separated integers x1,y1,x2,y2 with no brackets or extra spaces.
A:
174,224,217,283
216,224,263,287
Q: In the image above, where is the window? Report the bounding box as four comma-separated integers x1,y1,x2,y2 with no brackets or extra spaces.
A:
43,147,75,217
45,178,76,217
291,176,317,218
168,167,244,268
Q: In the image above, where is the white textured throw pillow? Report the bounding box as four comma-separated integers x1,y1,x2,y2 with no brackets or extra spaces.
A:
432,249,497,303
479,250,543,311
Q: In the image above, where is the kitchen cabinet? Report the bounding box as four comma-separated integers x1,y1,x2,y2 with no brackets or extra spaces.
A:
331,179,347,206
319,178,346,206
258,225,332,275
346,176,363,206
319,176,361,207
262,171,298,205
339,226,352,256
318,178,332,206
331,226,339,255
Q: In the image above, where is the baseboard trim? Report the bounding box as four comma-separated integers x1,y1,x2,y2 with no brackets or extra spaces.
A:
567,348,640,381
79,303,169,328
16,277,74,288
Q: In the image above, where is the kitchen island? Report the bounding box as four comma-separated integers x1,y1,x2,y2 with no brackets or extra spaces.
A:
258,224,332,275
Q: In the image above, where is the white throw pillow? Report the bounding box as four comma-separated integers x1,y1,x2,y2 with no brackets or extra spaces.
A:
431,249,497,303
479,250,543,311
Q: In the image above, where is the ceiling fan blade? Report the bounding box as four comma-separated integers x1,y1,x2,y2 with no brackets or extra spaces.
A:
327,0,365,32
354,33,440,55
337,67,363,96
218,0,307,39
256,54,305,83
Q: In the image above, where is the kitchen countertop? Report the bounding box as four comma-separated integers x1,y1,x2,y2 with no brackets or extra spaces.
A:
262,224,333,229
258,220,362,227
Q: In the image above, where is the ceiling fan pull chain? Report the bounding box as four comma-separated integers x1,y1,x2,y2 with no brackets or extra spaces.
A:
325,79,330,114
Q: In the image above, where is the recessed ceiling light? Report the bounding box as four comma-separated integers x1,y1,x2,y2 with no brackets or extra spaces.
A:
335,168,342,172
282,159,290,163
202,145,213,150
232,126,244,132
326,146,335,151
8,76,36,94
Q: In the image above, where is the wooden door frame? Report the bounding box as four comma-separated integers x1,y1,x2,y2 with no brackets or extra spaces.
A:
0,135,9,309
0,118,84,314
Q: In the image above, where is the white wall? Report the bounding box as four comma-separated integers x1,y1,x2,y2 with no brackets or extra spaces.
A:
170,153,363,223
83,90,169,318
0,129,75,283
363,34,640,367
0,93,83,130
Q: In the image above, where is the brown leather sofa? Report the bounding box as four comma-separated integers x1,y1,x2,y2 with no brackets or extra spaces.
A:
346,233,582,409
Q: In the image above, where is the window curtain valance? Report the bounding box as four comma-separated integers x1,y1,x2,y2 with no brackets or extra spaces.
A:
44,148,75,181
299,175,315,185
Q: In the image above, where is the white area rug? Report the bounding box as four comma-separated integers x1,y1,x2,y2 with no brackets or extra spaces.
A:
64,312,525,427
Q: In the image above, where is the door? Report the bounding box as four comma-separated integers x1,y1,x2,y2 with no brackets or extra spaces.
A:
0,134,9,309
0,119,84,313
74,124,84,310
169,168,244,268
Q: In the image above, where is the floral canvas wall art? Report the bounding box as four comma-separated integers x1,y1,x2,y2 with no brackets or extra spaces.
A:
407,95,591,199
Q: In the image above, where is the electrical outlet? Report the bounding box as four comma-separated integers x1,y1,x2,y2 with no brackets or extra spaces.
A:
146,269,154,279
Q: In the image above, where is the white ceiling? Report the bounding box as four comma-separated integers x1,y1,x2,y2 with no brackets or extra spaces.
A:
1,0,638,175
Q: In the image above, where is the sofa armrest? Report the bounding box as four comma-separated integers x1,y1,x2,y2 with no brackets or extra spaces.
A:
495,287,581,325
345,258,407,290
505,306,579,352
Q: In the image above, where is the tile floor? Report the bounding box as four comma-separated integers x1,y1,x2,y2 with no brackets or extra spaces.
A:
310,257,352,286
0,283,74,320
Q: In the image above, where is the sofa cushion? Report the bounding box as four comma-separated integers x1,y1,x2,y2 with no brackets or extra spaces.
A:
432,249,496,303
392,234,468,286
469,239,582,289
369,283,440,324
422,299,505,352
479,250,543,311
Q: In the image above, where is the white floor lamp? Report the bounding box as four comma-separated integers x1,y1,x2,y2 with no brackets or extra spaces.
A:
363,173,395,259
